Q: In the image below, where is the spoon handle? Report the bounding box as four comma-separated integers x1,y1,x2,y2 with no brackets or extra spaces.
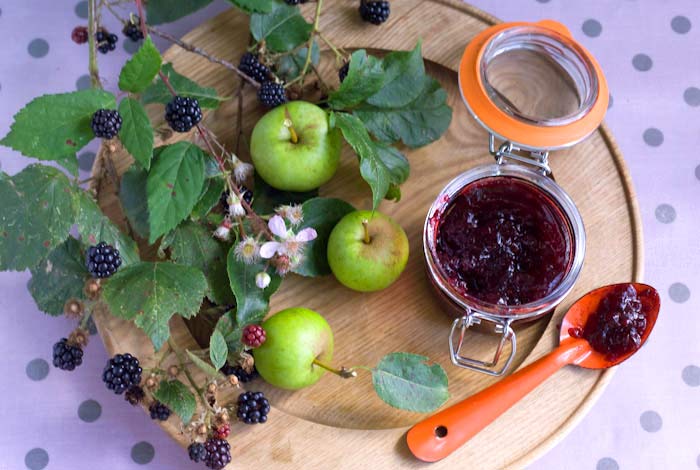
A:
406,339,590,462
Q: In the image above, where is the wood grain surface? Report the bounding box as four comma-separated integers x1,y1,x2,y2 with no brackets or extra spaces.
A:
91,1,644,468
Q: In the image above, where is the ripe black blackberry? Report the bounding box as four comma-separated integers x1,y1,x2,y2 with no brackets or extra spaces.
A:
239,52,270,83
237,391,270,424
52,338,84,371
221,363,258,383
165,96,203,133
339,62,350,83
284,0,308,4
149,401,171,421
102,353,142,395
188,443,208,463
124,385,145,406
122,20,144,42
91,109,122,139
257,81,287,108
96,30,118,54
86,241,122,278
359,1,390,25
203,437,231,470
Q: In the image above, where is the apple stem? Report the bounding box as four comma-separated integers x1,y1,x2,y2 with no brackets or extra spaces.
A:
284,108,299,144
362,219,371,244
312,358,358,379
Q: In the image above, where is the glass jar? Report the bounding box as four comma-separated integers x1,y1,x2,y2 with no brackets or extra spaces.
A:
423,20,608,376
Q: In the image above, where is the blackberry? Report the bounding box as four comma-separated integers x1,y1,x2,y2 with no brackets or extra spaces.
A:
91,109,123,140
239,52,270,83
72,26,88,44
339,62,350,83
86,241,122,278
203,437,231,470
96,30,118,54
149,401,171,421
52,338,84,371
359,1,390,25
122,20,144,42
242,324,266,348
221,363,258,383
124,385,145,406
188,443,208,463
257,81,287,108
102,353,142,394
237,391,270,424
165,96,203,133
284,0,308,4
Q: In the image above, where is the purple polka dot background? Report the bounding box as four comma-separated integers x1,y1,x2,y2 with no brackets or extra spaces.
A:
0,1,698,469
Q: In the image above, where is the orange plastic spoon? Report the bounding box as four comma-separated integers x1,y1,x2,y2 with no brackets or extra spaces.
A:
407,283,660,462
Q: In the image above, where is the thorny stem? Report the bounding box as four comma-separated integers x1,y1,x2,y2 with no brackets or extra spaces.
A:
312,358,357,379
288,0,324,87
155,342,172,369
168,339,213,411
317,30,345,61
88,0,101,88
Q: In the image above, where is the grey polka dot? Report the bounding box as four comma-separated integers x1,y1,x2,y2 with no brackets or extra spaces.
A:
131,441,155,465
25,448,49,470
26,358,49,381
684,87,700,107
535,0,549,3
28,39,49,58
75,1,88,19
596,457,619,470
655,203,676,223
78,151,96,172
124,39,140,55
640,410,662,432
633,53,653,72
697,453,700,468
608,94,613,109
695,164,700,181
643,127,664,147
582,19,602,37
671,16,692,34
76,74,91,91
78,399,102,422
669,282,690,303
682,365,700,387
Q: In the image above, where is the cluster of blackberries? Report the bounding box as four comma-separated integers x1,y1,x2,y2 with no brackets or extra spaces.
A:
86,241,122,278
91,109,123,140
239,52,270,84
52,338,84,371
149,401,172,421
237,391,270,424
102,353,142,394
221,363,259,383
359,1,390,25
257,81,287,108
122,20,144,42
96,29,119,54
165,95,203,133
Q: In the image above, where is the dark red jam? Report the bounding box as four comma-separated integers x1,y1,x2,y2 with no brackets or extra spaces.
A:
435,176,572,306
576,284,656,360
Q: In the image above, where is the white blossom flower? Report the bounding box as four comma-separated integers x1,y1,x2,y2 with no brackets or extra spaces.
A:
260,215,317,259
227,193,246,217
213,219,233,241
234,162,254,183
234,236,260,264
276,204,304,226
255,271,271,289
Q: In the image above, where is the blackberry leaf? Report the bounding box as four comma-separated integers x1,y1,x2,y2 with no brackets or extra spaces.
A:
250,1,312,53
227,0,273,14
153,379,197,424
118,98,154,170
227,251,282,327
214,312,243,353
142,63,226,109
146,0,213,25
119,37,162,93
209,330,228,371
275,40,320,82
328,49,385,109
186,350,220,378
119,166,150,239
190,178,225,221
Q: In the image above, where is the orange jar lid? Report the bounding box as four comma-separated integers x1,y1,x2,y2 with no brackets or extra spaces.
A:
459,20,609,150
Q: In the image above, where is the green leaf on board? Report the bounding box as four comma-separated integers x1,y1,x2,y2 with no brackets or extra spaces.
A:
146,0,213,25
365,42,425,108
227,249,282,326
153,379,197,424
0,89,115,161
371,352,449,413
209,329,228,371
118,37,162,93
101,261,207,349
291,198,355,277
191,177,225,221
227,0,273,14
0,165,75,271
142,63,226,109
74,189,140,266
119,166,150,239
118,98,154,170
215,312,243,353
250,1,312,53
28,237,86,316
186,350,220,378
251,173,317,214
275,40,320,82
146,142,206,243
328,50,385,109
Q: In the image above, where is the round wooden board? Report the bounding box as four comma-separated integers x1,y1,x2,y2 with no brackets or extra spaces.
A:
91,1,644,468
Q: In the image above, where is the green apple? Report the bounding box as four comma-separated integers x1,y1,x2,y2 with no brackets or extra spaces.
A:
327,210,409,292
254,307,334,390
250,101,341,192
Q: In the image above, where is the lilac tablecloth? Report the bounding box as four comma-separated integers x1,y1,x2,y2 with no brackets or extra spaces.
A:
1,1,698,469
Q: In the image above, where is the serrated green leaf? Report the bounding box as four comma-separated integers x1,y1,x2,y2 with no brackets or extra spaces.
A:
146,0,213,24
215,312,243,352
227,0,273,13
118,98,154,170
153,380,197,424
57,154,79,177
371,352,449,413
74,190,140,266
374,142,409,185
329,50,385,109
365,42,425,108
186,350,220,378
101,261,207,349
209,330,228,371
0,166,75,271
292,198,355,277
142,63,226,109
119,166,150,239
118,37,162,93
275,40,320,82
28,237,86,316
227,250,282,326
0,90,115,161
147,142,206,243
251,173,317,214
354,77,452,148
191,178,224,221
250,1,312,53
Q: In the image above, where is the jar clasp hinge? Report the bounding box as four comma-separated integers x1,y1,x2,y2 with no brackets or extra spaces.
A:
489,133,551,175
449,311,517,376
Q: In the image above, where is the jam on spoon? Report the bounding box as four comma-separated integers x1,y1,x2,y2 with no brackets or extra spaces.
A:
435,176,573,306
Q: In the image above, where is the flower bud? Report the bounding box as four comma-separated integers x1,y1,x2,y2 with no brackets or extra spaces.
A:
255,271,271,289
